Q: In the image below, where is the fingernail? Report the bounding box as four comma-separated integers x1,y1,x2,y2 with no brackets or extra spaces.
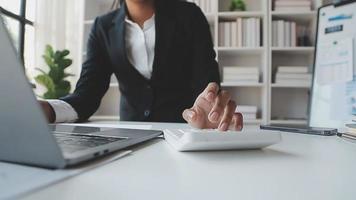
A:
209,112,219,122
219,123,228,131
187,110,195,120
207,92,214,101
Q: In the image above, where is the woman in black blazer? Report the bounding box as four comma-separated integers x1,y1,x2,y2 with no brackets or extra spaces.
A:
40,0,243,131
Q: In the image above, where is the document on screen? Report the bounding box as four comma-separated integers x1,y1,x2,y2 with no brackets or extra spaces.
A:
316,37,354,85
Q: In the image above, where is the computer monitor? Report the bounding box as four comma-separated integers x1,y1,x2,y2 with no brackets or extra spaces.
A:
310,0,356,129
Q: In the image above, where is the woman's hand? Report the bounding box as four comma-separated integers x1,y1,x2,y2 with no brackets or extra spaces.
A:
183,83,243,131
38,100,56,123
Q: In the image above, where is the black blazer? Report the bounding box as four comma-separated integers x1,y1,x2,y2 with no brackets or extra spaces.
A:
60,1,220,122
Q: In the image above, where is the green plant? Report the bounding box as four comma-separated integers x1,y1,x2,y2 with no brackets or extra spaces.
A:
230,0,246,11
35,45,74,99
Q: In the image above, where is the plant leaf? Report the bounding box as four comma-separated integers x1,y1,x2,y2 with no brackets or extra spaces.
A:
45,45,54,58
58,59,72,69
34,74,55,92
55,80,71,97
42,55,55,69
61,50,70,57
49,68,65,83
35,68,47,75
63,73,75,78
44,91,58,99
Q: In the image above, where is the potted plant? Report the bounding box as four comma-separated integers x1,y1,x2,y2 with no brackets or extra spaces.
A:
35,45,74,99
230,0,246,11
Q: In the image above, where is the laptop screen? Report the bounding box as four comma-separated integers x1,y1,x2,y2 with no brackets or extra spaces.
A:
310,1,356,128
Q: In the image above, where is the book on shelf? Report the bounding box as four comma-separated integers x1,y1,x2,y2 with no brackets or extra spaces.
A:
237,18,243,47
284,21,291,47
278,66,309,73
275,0,312,6
223,66,259,74
218,23,224,47
231,22,237,47
224,77,259,82
274,80,311,86
224,22,231,47
276,73,312,80
219,18,261,48
291,22,297,47
223,67,260,83
274,0,312,12
272,20,310,47
275,66,312,85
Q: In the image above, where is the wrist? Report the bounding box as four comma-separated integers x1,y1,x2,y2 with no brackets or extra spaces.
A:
39,100,56,123
47,103,56,123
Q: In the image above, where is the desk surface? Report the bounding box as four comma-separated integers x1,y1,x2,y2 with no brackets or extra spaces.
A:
20,121,356,200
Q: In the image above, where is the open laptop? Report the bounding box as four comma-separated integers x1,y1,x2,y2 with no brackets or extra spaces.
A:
0,15,162,169
261,0,356,136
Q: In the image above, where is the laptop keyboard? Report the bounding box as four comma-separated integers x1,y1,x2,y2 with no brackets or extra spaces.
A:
53,132,126,153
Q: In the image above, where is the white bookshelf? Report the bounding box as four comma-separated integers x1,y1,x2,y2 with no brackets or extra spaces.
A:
268,0,324,125
77,0,328,124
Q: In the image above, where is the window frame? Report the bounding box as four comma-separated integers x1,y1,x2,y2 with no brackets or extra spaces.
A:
0,0,34,64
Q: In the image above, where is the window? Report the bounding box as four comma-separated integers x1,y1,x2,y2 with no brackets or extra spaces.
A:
0,0,35,67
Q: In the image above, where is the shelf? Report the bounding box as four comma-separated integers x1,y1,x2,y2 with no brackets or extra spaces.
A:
272,83,311,89
271,11,317,23
270,119,308,125
218,47,264,55
271,47,315,55
218,11,264,20
272,47,314,51
221,82,263,87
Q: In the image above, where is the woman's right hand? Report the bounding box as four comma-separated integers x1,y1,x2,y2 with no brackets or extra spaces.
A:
38,100,56,123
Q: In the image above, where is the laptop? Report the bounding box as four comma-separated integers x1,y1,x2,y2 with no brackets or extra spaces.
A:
0,14,162,169
261,0,356,136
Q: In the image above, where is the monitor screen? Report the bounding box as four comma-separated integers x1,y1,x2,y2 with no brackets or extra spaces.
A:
310,1,356,128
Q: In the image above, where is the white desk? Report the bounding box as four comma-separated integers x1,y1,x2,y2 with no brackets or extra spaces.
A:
19,121,356,200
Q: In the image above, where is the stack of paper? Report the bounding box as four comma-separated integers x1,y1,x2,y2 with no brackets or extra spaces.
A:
223,67,259,84
275,66,312,86
189,0,216,13
236,105,258,120
274,0,312,12
344,124,356,136
272,20,310,47
218,18,261,47
344,113,356,135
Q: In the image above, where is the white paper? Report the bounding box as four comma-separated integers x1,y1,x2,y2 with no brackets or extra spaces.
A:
0,151,131,200
62,123,153,130
317,37,354,85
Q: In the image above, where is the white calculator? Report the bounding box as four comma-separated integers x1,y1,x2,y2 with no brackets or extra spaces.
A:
163,129,281,151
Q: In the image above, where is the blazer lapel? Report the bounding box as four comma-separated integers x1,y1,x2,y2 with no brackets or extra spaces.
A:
108,4,132,74
108,2,176,82
151,8,176,82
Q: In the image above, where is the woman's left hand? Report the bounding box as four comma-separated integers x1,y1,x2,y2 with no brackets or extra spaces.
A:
182,82,243,131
